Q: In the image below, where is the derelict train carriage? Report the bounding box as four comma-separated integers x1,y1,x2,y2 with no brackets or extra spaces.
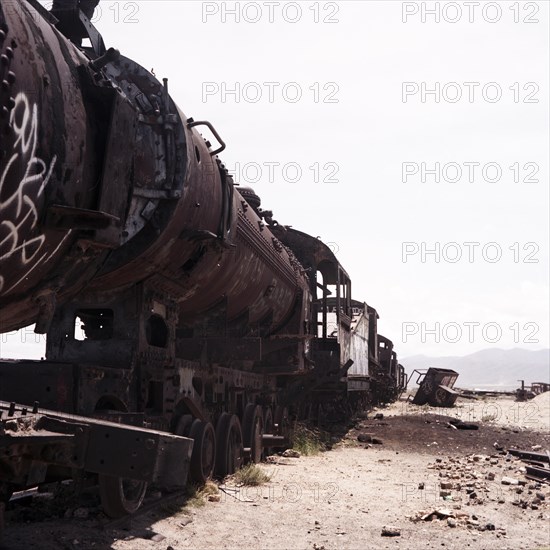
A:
0,0,406,523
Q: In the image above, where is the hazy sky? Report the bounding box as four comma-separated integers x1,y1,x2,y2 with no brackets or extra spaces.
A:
1,0,548,360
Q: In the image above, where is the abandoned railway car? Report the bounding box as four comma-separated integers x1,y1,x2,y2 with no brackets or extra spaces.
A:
0,0,406,521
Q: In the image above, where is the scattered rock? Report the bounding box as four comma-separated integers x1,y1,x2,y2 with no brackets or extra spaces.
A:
461,423,479,430
73,508,89,519
418,482,425,490
374,413,384,420
501,477,519,486
381,526,401,537
357,433,372,443
180,516,193,527
447,518,457,527
282,449,301,458
414,509,457,522
208,494,221,502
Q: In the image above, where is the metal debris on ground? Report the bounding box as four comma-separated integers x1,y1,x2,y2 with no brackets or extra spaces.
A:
381,525,401,536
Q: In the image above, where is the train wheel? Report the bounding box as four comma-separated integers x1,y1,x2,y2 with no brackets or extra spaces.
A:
189,419,216,483
98,475,147,518
215,413,244,478
263,406,274,458
242,404,263,464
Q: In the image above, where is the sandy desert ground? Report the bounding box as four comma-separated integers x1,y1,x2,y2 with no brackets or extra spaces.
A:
2,393,549,550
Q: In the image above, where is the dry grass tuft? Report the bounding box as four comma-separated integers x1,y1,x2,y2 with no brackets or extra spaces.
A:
291,423,326,456
182,481,220,508
232,464,271,486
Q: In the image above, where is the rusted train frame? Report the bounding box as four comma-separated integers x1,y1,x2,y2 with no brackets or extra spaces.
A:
0,399,192,530
0,0,407,524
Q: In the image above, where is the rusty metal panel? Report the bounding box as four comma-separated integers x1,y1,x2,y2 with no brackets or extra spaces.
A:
95,94,137,246
347,377,370,392
0,360,76,412
81,415,192,485
348,310,369,377
0,1,105,331
177,337,262,362
412,368,460,406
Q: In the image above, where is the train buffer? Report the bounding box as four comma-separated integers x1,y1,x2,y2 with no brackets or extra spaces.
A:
0,400,192,528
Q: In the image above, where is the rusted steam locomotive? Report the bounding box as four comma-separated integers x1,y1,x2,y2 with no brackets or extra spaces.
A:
0,0,405,521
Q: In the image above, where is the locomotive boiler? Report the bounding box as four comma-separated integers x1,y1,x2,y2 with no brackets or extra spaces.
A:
0,0,406,523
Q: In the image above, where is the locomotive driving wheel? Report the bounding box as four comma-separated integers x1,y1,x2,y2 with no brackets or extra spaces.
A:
242,404,264,464
189,419,216,483
98,474,147,518
215,413,244,477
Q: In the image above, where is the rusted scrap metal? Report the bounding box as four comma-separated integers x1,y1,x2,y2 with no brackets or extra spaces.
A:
515,380,550,401
525,465,550,483
0,401,192,489
508,449,550,464
410,368,460,407
507,448,550,484
448,419,479,430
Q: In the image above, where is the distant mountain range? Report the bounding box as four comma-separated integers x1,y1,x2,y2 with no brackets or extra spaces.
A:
402,348,550,390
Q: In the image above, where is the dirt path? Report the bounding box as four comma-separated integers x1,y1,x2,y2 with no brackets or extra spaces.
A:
2,396,550,550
